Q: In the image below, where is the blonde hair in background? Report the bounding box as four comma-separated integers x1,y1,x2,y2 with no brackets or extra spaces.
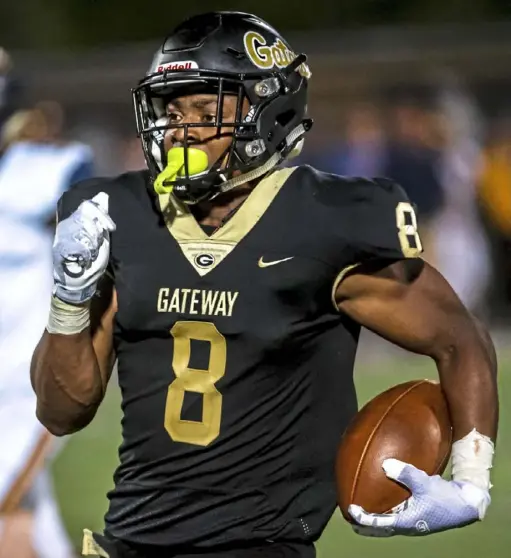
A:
0,47,11,74
1,108,50,150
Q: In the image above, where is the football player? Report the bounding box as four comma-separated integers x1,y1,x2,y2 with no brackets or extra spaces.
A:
0,101,94,558
31,11,498,558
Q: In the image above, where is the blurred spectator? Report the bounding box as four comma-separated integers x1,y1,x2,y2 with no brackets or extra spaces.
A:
306,103,387,177
0,47,25,131
122,136,146,172
339,103,387,177
433,81,491,314
384,95,444,225
0,103,94,558
478,114,511,317
479,116,511,237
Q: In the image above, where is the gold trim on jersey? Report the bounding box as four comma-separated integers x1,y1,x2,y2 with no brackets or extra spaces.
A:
82,529,110,557
330,263,361,311
158,167,297,276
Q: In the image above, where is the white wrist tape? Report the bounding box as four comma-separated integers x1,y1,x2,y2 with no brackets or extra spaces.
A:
451,428,495,491
46,295,91,335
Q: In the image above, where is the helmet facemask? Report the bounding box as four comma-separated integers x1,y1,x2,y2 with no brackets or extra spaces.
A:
133,57,311,204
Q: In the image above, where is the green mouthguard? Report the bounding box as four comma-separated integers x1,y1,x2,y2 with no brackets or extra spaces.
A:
154,147,209,195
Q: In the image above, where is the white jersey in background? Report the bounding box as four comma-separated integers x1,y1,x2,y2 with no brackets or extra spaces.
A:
0,140,94,558
0,141,93,392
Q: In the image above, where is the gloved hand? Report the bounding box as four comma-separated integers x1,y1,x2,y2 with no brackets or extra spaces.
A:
52,192,116,304
349,458,491,537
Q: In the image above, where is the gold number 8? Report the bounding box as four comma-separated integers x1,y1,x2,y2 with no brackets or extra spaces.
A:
396,202,423,258
165,321,226,446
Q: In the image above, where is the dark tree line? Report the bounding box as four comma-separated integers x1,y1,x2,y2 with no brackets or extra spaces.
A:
1,0,511,49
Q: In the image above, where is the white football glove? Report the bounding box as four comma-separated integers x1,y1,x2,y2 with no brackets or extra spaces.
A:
349,458,490,537
52,192,116,304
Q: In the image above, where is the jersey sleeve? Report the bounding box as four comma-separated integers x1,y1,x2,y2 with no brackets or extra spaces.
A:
347,177,423,261
314,174,424,305
327,176,424,266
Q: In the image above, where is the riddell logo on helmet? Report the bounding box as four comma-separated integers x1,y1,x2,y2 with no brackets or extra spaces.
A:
157,61,199,72
243,31,311,79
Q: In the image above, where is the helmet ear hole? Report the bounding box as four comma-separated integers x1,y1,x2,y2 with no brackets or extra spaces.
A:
276,109,296,128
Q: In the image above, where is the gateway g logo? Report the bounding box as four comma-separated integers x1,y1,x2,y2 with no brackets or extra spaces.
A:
243,31,311,79
194,253,215,269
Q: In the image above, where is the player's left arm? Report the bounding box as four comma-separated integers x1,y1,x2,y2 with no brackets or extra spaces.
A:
326,176,498,535
336,260,498,535
335,258,498,445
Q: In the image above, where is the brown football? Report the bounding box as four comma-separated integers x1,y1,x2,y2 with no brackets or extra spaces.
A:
336,379,452,521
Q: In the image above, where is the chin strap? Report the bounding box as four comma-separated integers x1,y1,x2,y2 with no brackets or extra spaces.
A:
215,123,306,196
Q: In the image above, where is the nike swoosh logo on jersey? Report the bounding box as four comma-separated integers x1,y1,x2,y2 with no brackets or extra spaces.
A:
258,256,294,268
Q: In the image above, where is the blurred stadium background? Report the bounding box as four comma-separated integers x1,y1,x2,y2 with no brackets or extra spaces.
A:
1,1,511,557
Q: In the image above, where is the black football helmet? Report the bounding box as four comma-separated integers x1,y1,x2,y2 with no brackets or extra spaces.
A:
132,11,313,204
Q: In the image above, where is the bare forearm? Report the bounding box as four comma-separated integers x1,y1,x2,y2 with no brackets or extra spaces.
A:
435,321,498,443
30,330,105,436
337,261,499,444
472,316,498,376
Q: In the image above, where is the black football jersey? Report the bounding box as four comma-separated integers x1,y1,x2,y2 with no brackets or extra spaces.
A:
57,165,421,548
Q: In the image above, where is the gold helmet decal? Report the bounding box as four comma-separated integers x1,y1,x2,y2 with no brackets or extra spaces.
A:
243,31,311,79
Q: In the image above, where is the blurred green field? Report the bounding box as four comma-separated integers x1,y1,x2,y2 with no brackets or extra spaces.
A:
52,347,510,558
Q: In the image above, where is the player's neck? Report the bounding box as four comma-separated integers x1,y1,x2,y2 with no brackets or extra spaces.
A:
192,184,254,228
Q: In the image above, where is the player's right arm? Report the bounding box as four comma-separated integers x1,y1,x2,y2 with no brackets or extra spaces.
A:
30,191,116,436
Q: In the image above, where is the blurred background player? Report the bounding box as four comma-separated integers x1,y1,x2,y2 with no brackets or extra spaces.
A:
0,47,23,131
0,49,94,558
433,78,491,315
